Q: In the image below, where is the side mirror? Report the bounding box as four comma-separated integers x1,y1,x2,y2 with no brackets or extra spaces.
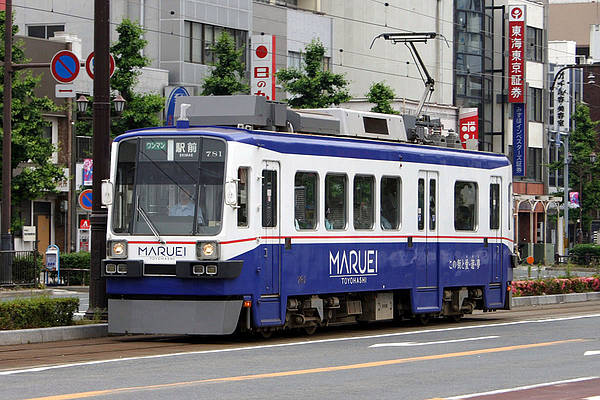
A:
101,179,113,206
225,180,238,208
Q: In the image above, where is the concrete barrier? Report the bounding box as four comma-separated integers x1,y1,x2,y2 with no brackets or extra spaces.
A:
0,324,107,346
512,291,600,307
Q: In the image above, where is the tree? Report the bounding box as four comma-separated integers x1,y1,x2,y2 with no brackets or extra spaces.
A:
276,39,350,108
0,11,64,221
201,32,249,96
568,103,600,241
76,19,164,138
366,82,398,114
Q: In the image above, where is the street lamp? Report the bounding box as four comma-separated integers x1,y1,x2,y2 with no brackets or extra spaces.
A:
76,94,126,116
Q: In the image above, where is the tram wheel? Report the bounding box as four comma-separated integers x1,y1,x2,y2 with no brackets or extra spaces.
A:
416,314,430,325
257,328,273,339
303,325,317,335
448,314,463,323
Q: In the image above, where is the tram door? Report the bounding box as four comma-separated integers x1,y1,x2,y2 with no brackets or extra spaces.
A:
490,177,502,282
261,161,281,295
416,171,439,289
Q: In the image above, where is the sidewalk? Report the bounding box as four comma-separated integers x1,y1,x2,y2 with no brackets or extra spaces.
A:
0,287,599,346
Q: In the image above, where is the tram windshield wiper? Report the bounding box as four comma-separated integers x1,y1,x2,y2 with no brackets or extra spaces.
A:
136,196,165,244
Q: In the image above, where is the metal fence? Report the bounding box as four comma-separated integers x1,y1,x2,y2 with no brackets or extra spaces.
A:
0,250,40,287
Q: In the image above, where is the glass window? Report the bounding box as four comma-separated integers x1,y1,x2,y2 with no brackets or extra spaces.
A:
490,183,500,230
418,178,425,230
295,172,318,229
381,177,401,230
325,174,346,230
454,181,478,231
262,169,277,227
27,26,45,38
237,167,249,227
46,25,64,38
429,178,437,231
353,175,374,229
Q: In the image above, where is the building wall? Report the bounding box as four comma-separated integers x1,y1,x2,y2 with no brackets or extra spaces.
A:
549,2,599,49
320,0,454,105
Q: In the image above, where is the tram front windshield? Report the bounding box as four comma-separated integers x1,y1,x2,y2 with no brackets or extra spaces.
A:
111,136,225,236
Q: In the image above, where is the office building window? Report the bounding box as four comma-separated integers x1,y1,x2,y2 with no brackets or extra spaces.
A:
184,21,247,65
528,88,543,122
526,27,543,62
27,24,64,39
287,50,330,71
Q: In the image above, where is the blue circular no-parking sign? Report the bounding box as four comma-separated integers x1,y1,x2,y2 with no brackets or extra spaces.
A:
79,189,93,211
50,50,80,83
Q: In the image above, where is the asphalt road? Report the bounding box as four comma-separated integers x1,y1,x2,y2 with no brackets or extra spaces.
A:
1,302,599,400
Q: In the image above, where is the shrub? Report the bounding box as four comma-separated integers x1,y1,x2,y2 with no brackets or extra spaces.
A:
0,297,79,330
512,277,600,297
570,244,600,265
59,252,91,285
60,252,91,269
12,253,43,285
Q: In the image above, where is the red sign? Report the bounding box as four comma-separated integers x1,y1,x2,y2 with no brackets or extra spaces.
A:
79,219,91,230
508,5,526,103
50,50,80,83
459,108,479,150
85,52,115,79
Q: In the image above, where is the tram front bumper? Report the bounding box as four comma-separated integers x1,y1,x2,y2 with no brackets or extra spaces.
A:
108,298,243,335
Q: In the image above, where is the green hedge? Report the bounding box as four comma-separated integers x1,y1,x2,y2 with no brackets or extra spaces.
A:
569,244,600,265
0,297,79,330
60,252,91,269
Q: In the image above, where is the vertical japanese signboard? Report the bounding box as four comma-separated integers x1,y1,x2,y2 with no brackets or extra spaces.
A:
512,103,527,176
508,5,526,103
553,69,570,132
251,34,276,100
459,108,479,150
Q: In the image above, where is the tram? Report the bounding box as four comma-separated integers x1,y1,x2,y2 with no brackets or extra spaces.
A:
101,96,515,335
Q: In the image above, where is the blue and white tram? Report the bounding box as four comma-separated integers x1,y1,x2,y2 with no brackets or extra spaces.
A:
102,111,515,336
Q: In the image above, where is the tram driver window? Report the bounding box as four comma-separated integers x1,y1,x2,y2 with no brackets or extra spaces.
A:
353,175,374,229
381,177,401,230
325,174,347,230
454,181,478,231
295,172,318,229
237,167,248,227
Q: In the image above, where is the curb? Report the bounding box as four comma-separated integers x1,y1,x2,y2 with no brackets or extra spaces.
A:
512,291,600,307
0,324,107,346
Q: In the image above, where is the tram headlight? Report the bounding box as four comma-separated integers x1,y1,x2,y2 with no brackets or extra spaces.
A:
105,264,117,274
196,241,219,260
108,240,128,259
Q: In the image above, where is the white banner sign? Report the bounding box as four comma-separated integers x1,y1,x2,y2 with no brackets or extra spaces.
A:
251,34,276,101
553,68,570,133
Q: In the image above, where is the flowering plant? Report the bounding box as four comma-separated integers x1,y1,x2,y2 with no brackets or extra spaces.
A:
512,277,600,297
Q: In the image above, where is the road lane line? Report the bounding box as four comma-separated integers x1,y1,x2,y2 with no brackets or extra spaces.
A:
584,350,600,356
441,376,599,399
22,339,585,400
3,313,599,376
369,335,499,348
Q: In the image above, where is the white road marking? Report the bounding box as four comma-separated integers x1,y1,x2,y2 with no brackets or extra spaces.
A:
445,376,599,399
369,335,499,348
584,397,600,400
584,350,600,356
1,313,599,376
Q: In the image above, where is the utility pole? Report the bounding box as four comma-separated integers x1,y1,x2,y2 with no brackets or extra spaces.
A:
2,0,14,281
87,0,110,318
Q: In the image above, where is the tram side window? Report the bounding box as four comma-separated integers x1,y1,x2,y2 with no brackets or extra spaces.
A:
418,178,425,230
295,172,318,229
455,181,478,231
325,174,347,230
381,177,401,230
237,167,248,227
262,169,277,227
490,183,500,230
354,175,374,229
